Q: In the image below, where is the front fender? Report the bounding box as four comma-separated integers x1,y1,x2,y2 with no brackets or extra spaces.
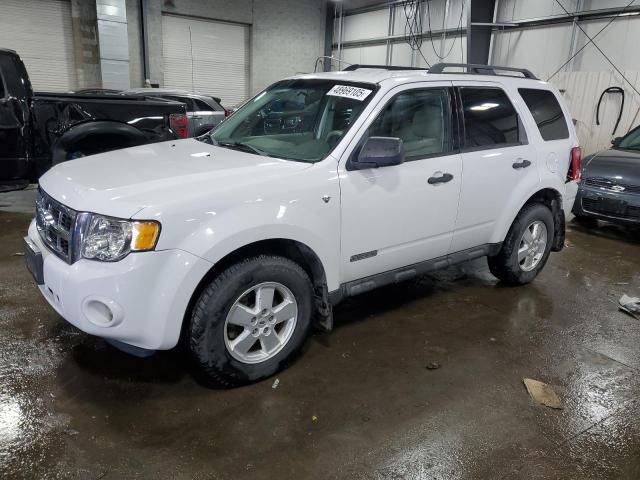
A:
142,167,342,290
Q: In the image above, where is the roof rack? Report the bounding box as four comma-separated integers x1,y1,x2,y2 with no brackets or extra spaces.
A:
341,62,538,80
428,63,538,79
343,64,425,71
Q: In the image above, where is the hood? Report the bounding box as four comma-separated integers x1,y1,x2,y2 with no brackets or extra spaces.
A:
39,139,311,218
583,148,640,183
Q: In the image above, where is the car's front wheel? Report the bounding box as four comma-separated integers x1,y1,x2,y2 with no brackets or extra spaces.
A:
189,255,314,387
488,203,555,285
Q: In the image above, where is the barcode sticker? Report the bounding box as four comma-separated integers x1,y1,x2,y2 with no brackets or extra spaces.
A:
327,85,372,101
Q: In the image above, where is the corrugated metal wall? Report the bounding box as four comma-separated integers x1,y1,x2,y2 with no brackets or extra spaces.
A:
333,0,467,69
334,1,640,155
492,2,640,154
549,71,640,155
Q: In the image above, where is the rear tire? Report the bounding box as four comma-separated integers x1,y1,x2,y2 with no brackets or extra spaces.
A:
488,203,555,286
189,255,314,387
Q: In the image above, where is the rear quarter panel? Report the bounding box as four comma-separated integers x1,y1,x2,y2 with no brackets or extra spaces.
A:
490,79,578,243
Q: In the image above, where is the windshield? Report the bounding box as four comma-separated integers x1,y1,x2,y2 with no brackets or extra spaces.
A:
618,127,640,150
204,79,376,162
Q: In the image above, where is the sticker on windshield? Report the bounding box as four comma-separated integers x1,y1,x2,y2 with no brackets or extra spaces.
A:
327,85,372,101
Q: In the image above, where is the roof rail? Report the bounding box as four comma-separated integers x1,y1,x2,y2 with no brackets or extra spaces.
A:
428,63,538,79
343,64,425,71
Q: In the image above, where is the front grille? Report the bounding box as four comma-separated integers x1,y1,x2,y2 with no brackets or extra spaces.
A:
36,189,78,263
627,205,640,219
584,177,640,195
582,198,640,220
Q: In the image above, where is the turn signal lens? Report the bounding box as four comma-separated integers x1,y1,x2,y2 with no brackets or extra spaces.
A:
132,221,161,251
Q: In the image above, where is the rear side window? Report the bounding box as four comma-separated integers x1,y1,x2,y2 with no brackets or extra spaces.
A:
460,87,520,148
519,88,569,141
207,97,224,111
0,73,5,98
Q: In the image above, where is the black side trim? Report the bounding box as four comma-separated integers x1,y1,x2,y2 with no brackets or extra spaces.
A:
329,243,502,305
350,250,378,262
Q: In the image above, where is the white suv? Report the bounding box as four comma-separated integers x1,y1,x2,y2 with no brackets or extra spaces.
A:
25,63,581,386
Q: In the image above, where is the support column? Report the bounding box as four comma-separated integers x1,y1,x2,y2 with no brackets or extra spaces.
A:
466,0,497,65
96,0,131,89
70,0,102,89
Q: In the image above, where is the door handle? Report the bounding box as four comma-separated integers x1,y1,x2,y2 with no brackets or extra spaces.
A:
428,173,454,184
512,159,532,169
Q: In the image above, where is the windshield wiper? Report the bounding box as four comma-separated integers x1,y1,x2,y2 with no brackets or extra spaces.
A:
216,141,271,157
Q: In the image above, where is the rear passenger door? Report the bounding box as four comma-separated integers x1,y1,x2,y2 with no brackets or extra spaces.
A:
450,82,539,253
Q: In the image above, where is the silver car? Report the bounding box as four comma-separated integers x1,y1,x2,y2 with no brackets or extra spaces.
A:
123,88,228,137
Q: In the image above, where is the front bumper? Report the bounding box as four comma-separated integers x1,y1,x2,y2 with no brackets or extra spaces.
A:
572,184,640,225
27,220,213,350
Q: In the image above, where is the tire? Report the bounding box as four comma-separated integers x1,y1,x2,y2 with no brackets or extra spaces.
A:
189,255,314,387
488,203,555,286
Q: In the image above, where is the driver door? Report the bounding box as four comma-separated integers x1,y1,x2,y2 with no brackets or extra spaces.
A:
338,82,462,283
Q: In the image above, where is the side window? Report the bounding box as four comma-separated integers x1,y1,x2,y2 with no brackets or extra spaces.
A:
207,97,224,111
460,87,520,148
194,99,214,112
519,88,569,141
367,88,453,160
0,72,5,98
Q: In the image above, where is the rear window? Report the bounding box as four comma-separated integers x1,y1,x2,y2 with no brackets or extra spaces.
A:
460,87,520,149
519,88,569,141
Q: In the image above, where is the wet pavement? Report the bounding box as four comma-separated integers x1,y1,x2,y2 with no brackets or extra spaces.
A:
1,193,640,479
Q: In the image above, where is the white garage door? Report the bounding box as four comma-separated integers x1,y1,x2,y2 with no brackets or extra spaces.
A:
162,14,249,108
0,0,77,92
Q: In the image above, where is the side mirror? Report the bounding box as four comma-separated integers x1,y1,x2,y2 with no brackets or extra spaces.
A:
612,137,622,147
352,136,405,170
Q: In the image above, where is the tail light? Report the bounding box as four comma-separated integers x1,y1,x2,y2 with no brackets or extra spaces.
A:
170,113,189,138
224,109,232,118
567,146,582,181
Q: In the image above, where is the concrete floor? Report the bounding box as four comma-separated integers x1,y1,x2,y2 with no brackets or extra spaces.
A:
1,189,640,479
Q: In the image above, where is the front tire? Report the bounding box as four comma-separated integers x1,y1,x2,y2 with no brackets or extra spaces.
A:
488,203,555,285
189,255,314,387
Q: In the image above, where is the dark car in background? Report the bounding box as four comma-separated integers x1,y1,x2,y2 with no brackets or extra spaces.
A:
573,127,640,227
123,88,228,137
0,49,188,190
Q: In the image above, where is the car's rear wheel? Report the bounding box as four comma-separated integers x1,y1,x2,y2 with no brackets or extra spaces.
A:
189,255,314,387
488,203,555,285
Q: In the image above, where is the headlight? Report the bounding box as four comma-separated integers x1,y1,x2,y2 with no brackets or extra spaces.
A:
82,215,160,262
